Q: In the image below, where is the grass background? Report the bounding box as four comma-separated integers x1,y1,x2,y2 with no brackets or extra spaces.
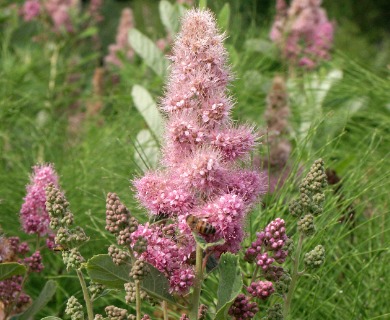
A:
0,0,389,319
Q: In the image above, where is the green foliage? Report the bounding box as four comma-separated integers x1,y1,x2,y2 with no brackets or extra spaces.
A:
128,29,169,78
16,280,57,320
86,254,132,289
214,253,243,320
0,263,26,281
192,233,225,251
217,3,231,31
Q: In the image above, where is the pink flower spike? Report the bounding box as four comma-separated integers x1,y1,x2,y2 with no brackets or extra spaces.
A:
20,164,59,236
22,0,41,21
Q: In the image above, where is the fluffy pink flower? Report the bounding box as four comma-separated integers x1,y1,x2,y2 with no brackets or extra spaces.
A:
105,8,134,67
20,164,59,236
130,224,195,293
133,172,195,217
44,0,76,33
210,126,257,161
22,0,41,21
270,0,334,68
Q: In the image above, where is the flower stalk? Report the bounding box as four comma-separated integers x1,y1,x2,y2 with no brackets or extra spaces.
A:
189,243,203,320
76,269,94,320
135,280,141,320
283,233,304,318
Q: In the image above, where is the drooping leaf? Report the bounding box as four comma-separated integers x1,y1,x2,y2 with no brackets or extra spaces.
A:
17,280,57,320
217,3,230,31
192,233,225,251
134,129,160,172
78,26,98,39
142,263,176,304
131,85,164,138
0,262,26,281
214,253,243,320
86,254,131,289
159,0,181,35
199,0,207,9
129,29,169,77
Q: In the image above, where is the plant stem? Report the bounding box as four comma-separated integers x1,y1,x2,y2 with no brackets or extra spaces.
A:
251,265,260,283
189,243,203,320
76,269,94,320
283,234,304,319
135,280,141,320
162,300,169,320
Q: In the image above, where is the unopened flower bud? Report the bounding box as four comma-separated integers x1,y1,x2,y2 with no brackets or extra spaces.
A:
130,259,148,281
289,199,303,217
105,305,135,320
247,280,274,300
133,237,148,254
304,245,325,269
228,294,259,319
297,214,315,236
198,304,208,320
65,296,84,320
62,248,84,270
124,282,148,304
267,303,283,320
88,281,105,300
108,245,129,265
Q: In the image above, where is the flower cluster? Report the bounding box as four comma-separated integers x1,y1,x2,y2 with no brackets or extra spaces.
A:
228,294,259,320
20,164,59,237
245,218,289,266
130,10,266,294
21,0,103,34
105,8,135,67
270,0,334,69
0,235,45,317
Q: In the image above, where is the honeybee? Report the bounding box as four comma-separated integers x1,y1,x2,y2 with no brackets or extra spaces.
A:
186,215,216,235
53,244,68,252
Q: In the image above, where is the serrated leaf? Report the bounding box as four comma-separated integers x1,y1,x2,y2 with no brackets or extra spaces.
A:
214,253,243,320
0,262,26,281
17,280,57,320
86,254,132,289
159,0,180,35
142,263,176,304
217,3,230,31
129,29,169,77
199,0,207,9
192,233,225,251
134,129,160,171
131,85,164,137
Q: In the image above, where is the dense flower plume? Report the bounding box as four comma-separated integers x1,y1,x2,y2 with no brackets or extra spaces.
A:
131,9,266,293
270,0,334,69
20,164,59,236
105,8,135,67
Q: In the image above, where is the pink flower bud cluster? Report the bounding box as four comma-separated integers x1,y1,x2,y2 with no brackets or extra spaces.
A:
0,276,31,315
247,280,274,300
270,0,334,69
131,9,266,293
228,294,259,320
244,218,289,267
23,251,44,273
20,164,59,237
105,8,135,67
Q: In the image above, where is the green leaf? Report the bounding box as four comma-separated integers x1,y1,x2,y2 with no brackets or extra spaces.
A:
78,26,98,39
245,38,278,58
17,280,57,320
134,129,160,171
199,0,207,9
40,317,63,320
159,0,181,35
214,253,243,320
142,263,176,304
131,85,164,138
192,233,225,251
86,254,131,289
0,262,26,281
217,3,230,31
129,29,169,78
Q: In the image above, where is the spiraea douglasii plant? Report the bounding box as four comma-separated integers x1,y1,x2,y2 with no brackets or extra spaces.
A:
7,9,330,320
